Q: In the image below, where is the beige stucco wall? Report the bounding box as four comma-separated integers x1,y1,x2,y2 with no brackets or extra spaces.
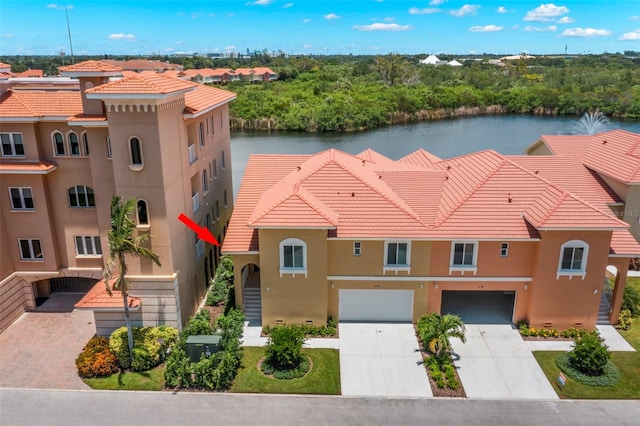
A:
0,276,34,332
526,140,553,156
327,240,431,276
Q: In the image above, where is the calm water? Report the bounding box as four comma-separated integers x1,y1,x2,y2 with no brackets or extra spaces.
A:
230,115,640,196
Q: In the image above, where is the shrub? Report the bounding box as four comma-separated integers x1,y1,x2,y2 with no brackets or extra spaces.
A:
622,285,640,317
567,331,610,376
265,325,307,370
206,255,235,307
179,310,213,346
262,319,338,338
164,347,192,388
557,352,620,387
109,326,178,371
617,309,633,330
75,336,119,378
261,354,310,379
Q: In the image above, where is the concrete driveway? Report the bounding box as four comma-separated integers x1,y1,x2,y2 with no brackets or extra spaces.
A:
450,324,558,399
0,293,96,390
339,323,432,397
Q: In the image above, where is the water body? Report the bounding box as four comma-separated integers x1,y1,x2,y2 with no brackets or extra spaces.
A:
230,115,640,196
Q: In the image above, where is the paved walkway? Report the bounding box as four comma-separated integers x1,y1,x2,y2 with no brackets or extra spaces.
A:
525,325,636,352
0,294,96,389
451,324,558,399
241,321,339,349
339,323,432,397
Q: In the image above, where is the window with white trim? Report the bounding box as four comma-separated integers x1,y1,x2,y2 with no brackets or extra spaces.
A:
557,240,589,279
82,132,89,155
202,169,209,194
450,241,478,274
68,131,81,156
106,136,112,159
9,187,34,210
136,199,149,226
213,159,218,179
1,133,25,157
129,137,143,169
75,236,102,256
208,161,213,181
53,131,66,156
198,122,205,148
221,150,226,170
353,242,361,256
68,185,95,208
500,242,509,257
279,238,307,277
384,240,411,272
19,238,43,260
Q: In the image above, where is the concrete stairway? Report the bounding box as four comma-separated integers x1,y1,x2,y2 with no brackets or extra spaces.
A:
597,293,611,325
243,288,262,321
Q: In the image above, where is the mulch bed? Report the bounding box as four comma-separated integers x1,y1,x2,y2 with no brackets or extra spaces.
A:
202,304,225,326
257,356,313,380
520,335,574,341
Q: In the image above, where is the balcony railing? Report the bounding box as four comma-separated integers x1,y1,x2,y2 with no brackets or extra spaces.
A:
188,144,196,164
192,192,200,213
195,240,204,258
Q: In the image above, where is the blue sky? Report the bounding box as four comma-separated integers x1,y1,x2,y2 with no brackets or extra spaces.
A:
1,1,639,56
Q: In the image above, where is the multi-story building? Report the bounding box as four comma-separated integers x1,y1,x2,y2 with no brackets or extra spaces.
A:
222,145,640,330
0,60,235,335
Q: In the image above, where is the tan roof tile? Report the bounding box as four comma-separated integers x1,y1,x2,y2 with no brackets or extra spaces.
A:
184,84,236,114
0,90,82,118
59,60,122,73
75,279,141,310
86,73,196,95
0,160,57,174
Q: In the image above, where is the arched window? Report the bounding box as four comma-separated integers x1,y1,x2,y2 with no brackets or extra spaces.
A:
81,132,89,155
279,237,307,277
129,136,143,169
68,185,95,208
68,131,80,156
53,131,66,156
557,240,589,279
136,199,149,226
198,122,205,147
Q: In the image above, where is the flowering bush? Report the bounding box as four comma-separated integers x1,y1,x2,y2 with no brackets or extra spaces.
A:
76,337,119,378
517,322,589,339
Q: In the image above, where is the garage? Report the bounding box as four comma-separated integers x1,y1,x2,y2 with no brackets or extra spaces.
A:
441,290,515,324
339,289,413,322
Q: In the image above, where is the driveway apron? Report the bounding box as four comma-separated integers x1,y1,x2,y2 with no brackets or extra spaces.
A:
339,323,432,397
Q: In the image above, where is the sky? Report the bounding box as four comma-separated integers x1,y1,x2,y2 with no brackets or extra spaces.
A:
1,1,639,56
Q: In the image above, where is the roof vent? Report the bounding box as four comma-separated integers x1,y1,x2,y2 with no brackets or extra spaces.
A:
534,170,539,175
296,166,301,171
446,165,451,170
508,193,513,203
351,192,355,197
362,160,366,166
602,140,607,145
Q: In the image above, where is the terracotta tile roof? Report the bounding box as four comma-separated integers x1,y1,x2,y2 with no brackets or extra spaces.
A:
356,149,395,164
184,84,236,115
0,160,57,174
0,89,82,118
0,71,15,78
610,230,640,256
67,113,107,122
86,73,196,96
75,279,141,310
100,59,183,72
0,62,11,68
398,149,442,167
59,60,122,73
15,69,44,78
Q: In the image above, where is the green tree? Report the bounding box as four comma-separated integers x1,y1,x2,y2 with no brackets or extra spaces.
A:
417,313,466,363
103,195,161,367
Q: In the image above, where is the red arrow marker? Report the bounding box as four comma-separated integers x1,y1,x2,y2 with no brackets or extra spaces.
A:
178,213,220,246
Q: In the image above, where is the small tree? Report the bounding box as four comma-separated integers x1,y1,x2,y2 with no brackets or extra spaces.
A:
622,285,640,317
417,313,466,364
568,331,610,376
265,325,306,370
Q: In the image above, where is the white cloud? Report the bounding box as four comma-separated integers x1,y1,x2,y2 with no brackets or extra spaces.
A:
620,29,640,40
524,4,569,22
107,33,136,41
2,33,13,38
163,48,174,52
557,16,574,24
47,3,73,9
303,44,313,49
562,27,611,37
225,45,236,51
450,4,480,17
324,13,341,20
630,16,640,21
429,0,447,5
246,0,273,5
409,7,440,15
469,25,503,32
497,6,510,13
302,18,310,23
282,2,293,8
524,25,557,32
353,23,412,31
384,17,395,22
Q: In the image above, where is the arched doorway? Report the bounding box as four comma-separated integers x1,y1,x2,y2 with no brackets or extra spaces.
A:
242,264,261,322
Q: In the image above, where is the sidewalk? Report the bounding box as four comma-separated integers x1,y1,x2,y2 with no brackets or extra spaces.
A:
241,321,339,349
525,325,635,352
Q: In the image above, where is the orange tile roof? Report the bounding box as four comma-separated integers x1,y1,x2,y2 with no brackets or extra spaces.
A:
67,113,107,122
0,160,57,174
59,60,122,73
184,84,236,115
0,62,11,68
398,149,442,167
0,89,82,118
86,73,196,96
75,279,141,310
610,230,640,256
15,69,44,78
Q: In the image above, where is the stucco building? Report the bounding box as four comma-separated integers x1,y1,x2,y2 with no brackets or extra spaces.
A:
0,60,235,335
222,144,640,330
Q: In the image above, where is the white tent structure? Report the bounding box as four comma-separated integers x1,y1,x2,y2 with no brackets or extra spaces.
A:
447,59,463,67
419,55,440,65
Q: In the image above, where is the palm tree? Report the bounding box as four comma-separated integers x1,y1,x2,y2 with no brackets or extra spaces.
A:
417,313,466,363
103,195,161,366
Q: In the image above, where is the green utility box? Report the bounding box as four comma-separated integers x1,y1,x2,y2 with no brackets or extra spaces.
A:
185,335,222,362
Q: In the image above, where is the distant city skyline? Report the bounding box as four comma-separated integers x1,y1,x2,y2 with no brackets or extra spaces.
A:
2,1,639,57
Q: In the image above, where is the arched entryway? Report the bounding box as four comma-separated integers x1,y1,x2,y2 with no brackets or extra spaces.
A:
242,264,261,323
605,259,631,325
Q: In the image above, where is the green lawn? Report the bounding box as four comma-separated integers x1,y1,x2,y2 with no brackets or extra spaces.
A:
230,347,341,395
83,365,165,391
533,277,640,399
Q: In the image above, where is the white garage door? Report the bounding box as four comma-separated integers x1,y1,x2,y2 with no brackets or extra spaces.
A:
339,289,414,322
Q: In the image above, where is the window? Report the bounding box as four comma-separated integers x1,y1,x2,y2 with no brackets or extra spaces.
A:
68,185,95,208
221,151,226,170
136,199,149,226
500,243,509,257
1,133,25,157
210,115,215,135
384,241,411,272
353,242,361,256
82,132,89,155
68,132,81,156
106,136,112,158
557,240,589,279
450,241,478,274
202,170,208,194
9,187,34,210
53,131,65,156
206,214,211,230
208,161,213,181
224,190,228,207
279,238,307,277
75,236,102,256
215,200,220,219
19,238,43,260
198,122,205,148
213,159,218,179
129,137,143,169
220,111,224,129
